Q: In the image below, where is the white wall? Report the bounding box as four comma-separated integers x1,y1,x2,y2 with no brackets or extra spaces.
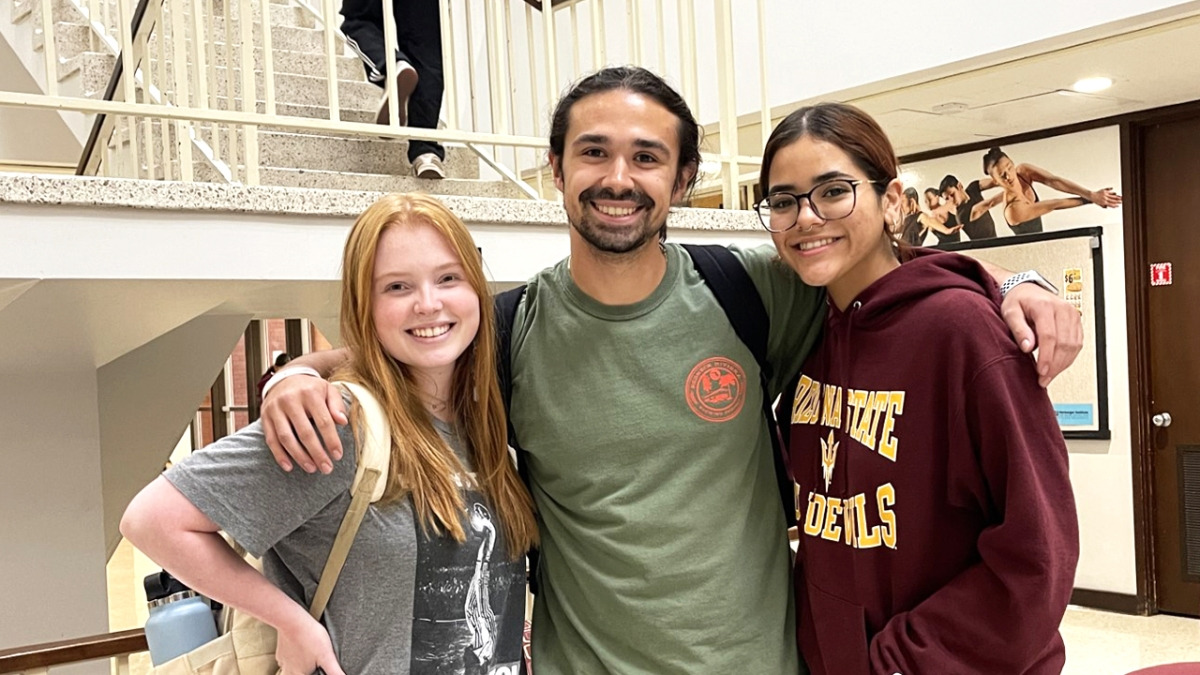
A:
905,126,1136,595
0,371,110,675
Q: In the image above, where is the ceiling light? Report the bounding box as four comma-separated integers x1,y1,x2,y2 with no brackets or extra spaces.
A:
1072,77,1113,93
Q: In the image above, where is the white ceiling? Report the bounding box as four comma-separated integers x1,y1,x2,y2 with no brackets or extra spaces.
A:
840,15,1200,156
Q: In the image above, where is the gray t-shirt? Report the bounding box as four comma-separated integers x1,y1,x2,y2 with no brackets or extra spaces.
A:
165,411,525,675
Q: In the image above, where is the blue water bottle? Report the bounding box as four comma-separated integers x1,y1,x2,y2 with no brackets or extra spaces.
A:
143,571,219,665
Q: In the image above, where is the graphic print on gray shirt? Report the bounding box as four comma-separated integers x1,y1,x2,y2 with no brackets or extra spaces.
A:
164,412,525,675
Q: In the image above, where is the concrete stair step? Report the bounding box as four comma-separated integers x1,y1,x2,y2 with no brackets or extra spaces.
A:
205,68,379,111
43,21,95,62
109,122,479,181
12,0,83,24
219,2,317,29
234,22,326,52
58,50,114,94
255,129,477,176
204,94,379,124
192,47,362,81
167,25,340,63
267,100,376,123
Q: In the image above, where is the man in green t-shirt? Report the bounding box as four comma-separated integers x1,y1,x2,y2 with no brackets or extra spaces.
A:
259,67,1082,673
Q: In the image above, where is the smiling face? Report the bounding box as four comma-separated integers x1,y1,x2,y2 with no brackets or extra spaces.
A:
370,222,481,391
550,89,688,256
767,136,902,309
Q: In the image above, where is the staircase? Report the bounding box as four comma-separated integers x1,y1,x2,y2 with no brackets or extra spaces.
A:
3,0,529,197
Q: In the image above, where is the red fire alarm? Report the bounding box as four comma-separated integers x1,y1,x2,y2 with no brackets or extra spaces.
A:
1151,262,1173,287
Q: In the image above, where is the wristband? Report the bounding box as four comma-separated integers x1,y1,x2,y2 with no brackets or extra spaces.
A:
261,366,322,400
1000,269,1059,298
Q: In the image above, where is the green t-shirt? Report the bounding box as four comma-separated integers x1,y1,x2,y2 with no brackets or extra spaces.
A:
510,243,824,674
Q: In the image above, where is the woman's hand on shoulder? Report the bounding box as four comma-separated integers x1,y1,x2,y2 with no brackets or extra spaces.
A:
261,373,348,475
999,283,1083,388
274,613,346,675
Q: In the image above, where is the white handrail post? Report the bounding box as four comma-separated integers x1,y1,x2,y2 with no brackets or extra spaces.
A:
589,0,604,69
238,0,259,184
260,0,276,115
653,0,664,73
222,0,238,179
504,0,517,172
170,0,195,180
541,0,557,115
678,0,696,115
203,0,218,159
381,0,399,128
756,0,771,153
568,2,578,76
323,0,343,121
118,0,141,177
524,2,544,196
439,0,458,130
41,0,60,96
464,0,479,131
626,0,640,65
713,0,739,209
484,0,501,144
154,24,173,179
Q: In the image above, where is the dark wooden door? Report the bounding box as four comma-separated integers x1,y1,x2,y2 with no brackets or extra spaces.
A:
1142,115,1200,616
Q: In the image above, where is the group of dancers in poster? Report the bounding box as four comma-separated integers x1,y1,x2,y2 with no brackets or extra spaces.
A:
897,147,1123,246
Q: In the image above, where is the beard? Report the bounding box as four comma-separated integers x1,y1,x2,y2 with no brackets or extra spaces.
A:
570,186,665,255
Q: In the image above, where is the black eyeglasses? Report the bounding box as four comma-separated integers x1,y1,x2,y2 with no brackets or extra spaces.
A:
754,179,881,233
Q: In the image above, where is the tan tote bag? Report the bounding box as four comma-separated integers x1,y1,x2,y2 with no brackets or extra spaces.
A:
150,381,391,675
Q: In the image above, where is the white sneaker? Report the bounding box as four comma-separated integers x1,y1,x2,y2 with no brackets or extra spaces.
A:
375,61,418,127
412,153,445,179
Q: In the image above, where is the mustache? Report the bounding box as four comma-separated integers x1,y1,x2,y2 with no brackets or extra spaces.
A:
578,187,654,210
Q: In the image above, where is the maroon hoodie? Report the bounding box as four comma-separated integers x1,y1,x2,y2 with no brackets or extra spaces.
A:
786,250,1078,675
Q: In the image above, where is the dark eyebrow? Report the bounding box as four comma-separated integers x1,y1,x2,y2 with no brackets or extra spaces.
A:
572,134,671,157
633,138,672,156
573,133,609,147
768,170,857,194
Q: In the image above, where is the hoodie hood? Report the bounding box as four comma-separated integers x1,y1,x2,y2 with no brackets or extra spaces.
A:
829,248,1001,329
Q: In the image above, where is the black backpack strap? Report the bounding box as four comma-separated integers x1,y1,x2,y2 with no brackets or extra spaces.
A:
495,285,526,454
494,285,543,597
681,244,797,527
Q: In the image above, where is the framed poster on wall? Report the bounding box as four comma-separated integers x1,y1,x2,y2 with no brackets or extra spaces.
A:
937,227,1110,439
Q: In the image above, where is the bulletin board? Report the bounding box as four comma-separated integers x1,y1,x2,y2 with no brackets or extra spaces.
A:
937,227,1110,439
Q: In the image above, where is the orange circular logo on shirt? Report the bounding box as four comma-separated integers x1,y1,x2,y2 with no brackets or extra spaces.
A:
685,357,748,423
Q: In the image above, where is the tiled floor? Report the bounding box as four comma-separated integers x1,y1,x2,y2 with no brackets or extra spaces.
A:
1063,605,1200,674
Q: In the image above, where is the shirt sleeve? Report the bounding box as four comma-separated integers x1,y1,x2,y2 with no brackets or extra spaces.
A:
868,354,1079,674
164,420,359,557
729,244,826,397
966,180,984,202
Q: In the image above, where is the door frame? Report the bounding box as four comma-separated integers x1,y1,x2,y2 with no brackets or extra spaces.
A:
1121,100,1200,615
1120,117,1156,615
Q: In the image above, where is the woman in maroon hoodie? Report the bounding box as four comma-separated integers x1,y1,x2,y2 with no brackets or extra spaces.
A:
753,103,1079,675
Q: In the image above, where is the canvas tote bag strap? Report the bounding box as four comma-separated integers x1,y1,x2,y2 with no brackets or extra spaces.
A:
307,381,392,620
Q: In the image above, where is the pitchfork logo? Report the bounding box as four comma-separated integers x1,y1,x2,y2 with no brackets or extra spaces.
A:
684,356,748,423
